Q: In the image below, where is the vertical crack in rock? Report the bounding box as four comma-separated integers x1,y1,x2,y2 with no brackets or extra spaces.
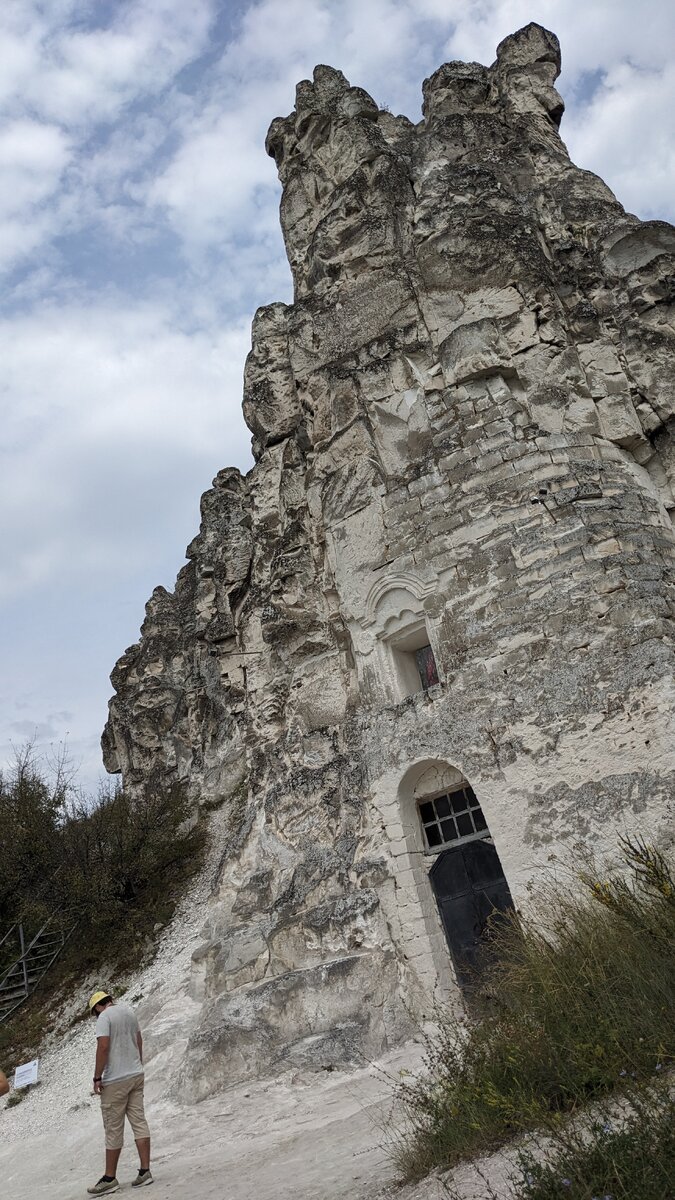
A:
102,23,675,1098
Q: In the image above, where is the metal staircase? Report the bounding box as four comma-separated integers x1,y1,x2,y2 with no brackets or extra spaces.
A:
0,914,77,1024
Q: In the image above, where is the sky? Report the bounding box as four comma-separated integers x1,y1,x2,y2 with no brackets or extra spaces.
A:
1,0,674,792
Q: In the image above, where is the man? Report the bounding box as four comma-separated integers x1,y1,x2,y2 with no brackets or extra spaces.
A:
87,990,153,1194
0,1068,9,1097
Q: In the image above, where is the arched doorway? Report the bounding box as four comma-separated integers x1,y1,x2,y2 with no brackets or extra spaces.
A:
415,771,514,990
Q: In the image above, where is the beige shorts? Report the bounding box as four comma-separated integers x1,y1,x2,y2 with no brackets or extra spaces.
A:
100,1073,150,1150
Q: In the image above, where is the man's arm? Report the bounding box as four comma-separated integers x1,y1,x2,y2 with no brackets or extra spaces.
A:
0,1069,9,1097
93,1036,110,1094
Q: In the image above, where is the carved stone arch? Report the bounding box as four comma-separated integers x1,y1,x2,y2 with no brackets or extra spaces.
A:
397,758,470,853
395,757,515,992
362,575,442,701
364,572,435,627
373,756,472,999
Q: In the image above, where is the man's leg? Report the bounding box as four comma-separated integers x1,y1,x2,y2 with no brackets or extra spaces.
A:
88,1082,125,1192
105,1148,122,1178
126,1074,151,1176
135,1137,151,1170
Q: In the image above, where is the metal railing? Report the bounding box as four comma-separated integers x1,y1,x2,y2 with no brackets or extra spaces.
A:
0,911,77,1025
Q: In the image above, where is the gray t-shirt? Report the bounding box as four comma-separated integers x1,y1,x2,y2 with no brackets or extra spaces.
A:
95,1003,144,1084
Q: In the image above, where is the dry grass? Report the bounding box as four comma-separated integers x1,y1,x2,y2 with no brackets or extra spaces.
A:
514,1086,674,1199
397,838,674,1180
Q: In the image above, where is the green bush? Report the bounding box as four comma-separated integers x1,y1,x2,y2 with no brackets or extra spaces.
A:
397,839,674,1179
0,748,207,1062
514,1088,674,1200
55,779,206,963
0,745,66,940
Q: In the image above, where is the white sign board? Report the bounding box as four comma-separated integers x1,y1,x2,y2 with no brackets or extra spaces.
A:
14,1058,39,1088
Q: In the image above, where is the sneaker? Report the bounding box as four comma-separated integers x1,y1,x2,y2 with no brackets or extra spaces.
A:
132,1170,154,1187
87,1179,119,1196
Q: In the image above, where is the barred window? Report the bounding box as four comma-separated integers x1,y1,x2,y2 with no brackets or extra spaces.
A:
418,786,488,851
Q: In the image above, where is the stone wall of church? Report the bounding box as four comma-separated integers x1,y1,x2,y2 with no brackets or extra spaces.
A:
103,24,675,1097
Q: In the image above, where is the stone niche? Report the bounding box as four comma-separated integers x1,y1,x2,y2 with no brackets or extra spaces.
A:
103,23,675,1096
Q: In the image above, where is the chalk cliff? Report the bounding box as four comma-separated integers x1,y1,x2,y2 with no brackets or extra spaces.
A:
103,24,675,1097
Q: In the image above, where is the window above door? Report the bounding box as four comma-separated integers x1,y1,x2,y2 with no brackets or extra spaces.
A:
418,785,489,852
387,618,441,699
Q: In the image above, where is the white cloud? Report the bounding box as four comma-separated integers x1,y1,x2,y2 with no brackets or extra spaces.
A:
148,106,280,245
564,59,675,220
437,0,672,73
0,119,69,187
0,120,72,270
1,0,216,126
220,0,332,72
0,1,217,275
0,301,253,601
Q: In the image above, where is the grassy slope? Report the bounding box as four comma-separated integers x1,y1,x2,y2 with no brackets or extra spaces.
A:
397,839,674,1196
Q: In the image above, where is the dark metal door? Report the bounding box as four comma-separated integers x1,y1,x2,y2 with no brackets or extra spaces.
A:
429,839,514,989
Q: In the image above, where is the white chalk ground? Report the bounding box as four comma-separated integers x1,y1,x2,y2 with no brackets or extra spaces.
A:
0,812,514,1200
0,1037,516,1200
0,1042,422,1200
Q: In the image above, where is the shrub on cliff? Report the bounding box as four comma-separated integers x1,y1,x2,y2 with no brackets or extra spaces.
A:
397,838,674,1180
0,746,206,1021
55,778,205,964
0,745,65,941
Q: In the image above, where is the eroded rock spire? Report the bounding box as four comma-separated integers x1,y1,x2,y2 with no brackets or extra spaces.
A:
103,24,674,1097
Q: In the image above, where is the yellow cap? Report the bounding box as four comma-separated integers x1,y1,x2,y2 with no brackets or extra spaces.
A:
88,990,110,1012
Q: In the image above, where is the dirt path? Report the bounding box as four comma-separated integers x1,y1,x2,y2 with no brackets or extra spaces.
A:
0,1044,424,1200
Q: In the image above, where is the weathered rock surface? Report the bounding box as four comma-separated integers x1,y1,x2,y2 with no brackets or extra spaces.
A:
103,24,675,1095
